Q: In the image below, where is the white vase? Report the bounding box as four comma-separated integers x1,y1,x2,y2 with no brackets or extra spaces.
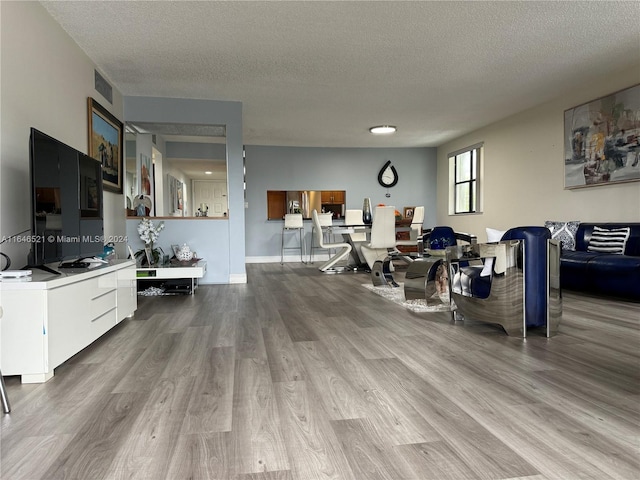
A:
176,244,194,261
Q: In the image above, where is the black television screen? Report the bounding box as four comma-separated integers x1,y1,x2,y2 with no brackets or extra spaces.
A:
28,128,104,268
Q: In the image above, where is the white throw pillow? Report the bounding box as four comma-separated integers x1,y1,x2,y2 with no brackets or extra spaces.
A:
481,228,506,276
486,227,506,243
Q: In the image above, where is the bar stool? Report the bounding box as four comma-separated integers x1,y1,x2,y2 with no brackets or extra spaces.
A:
281,213,306,264
309,212,333,262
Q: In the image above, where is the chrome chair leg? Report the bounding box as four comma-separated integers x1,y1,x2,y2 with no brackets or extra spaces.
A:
299,228,307,264
0,370,11,413
371,258,399,287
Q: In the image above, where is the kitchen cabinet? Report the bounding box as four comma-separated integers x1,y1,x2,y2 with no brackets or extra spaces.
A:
321,191,344,204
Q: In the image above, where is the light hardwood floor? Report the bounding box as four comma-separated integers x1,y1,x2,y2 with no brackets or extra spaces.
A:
1,262,639,480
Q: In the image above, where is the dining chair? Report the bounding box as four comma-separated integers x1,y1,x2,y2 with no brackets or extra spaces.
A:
311,210,352,272
309,212,333,262
361,206,399,285
396,206,424,249
281,213,306,264
344,209,367,241
395,206,425,263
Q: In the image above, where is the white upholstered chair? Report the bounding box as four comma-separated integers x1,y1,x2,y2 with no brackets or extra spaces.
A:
309,212,333,262
281,213,306,264
360,206,397,269
395,205,425,264
311,210,352,272
344,209,368,267
344,209,367,242
396,206,424,249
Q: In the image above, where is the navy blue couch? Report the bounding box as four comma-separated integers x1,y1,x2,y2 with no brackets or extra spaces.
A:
561,223,640,301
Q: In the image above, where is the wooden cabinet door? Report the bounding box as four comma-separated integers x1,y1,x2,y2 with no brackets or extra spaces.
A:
321,191,345,204
268,190,286,219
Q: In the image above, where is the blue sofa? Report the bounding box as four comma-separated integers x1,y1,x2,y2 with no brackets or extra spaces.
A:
560,223,640,301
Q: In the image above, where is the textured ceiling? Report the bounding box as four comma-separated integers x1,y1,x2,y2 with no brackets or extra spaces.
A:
42,1,640,148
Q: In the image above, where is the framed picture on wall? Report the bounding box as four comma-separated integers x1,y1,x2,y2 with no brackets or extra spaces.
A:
404,206,415,219
87,97,123,193
564,84,640,189
177,180,184,213
168,174,183,215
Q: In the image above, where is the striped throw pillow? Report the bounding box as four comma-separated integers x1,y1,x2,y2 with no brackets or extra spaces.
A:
587,226,630,254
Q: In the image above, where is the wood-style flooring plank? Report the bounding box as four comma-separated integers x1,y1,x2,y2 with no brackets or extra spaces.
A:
107,375,196,479
366,357,541,479
111,332,182,393
164,432,233,479
294,341,369,421
160,325,213,378
263,317,306,383
180,346,235,435
329,417,414,480
0,434,74,480
39,391,146,480
235,315,268,360
231,358,290,475
273,380,356,480
392,441,481,480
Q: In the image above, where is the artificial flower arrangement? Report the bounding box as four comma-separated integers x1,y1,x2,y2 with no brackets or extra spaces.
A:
135,218,165,265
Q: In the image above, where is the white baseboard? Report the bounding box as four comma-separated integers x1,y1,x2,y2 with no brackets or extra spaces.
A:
229,273,247,284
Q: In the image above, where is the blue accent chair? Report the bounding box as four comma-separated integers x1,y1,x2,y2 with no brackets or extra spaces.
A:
422,226,477,252
446,226,562,337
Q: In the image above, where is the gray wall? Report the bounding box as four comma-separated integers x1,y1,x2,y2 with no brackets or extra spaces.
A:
126,218,229,284
244,145,437,261
124,96,247,283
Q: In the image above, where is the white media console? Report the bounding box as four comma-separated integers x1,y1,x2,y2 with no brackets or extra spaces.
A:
0,259,137,383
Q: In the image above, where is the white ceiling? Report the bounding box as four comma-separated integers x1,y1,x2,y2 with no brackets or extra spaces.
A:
42,1,640,148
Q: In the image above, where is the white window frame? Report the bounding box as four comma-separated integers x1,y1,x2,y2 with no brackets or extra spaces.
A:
448,143,483,215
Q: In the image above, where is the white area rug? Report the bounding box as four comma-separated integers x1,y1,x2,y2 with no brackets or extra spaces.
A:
362,283,454,313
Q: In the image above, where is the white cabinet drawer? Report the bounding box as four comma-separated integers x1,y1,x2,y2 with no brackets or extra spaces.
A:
90,307,118,339
91,289,117,319
85,272,117,293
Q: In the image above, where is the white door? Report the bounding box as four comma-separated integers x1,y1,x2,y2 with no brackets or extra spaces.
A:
193,180,227,217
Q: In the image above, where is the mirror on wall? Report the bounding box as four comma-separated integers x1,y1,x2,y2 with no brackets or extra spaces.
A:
125,122,228,218
267,190,346,220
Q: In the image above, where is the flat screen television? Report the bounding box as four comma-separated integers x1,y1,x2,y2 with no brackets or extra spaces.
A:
27,128,104,272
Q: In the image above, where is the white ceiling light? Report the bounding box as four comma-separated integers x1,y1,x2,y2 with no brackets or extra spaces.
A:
369,125,397,134
205,171,212,175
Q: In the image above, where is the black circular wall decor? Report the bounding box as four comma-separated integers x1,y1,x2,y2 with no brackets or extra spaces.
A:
378,160,398,188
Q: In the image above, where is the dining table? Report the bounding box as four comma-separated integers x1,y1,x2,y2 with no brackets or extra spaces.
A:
325,222,413,269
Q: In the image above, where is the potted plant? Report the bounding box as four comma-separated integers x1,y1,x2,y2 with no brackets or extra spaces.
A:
135,218,165,266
